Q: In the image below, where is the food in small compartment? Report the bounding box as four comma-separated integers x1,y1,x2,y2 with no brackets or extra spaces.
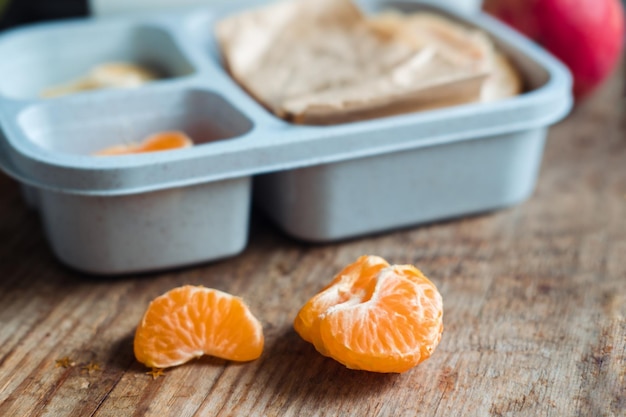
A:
215,0,522,125
41,62,159,98
94,131,193,156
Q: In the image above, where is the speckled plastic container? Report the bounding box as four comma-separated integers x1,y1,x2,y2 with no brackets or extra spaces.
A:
0,0,572,274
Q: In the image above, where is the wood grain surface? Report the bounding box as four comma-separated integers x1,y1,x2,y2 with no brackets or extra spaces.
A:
0,69,624,416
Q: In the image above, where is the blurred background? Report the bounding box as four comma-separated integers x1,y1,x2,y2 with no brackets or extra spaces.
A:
0,0,87,29
0,0,623,100
1,0,626,26
1,0,626,20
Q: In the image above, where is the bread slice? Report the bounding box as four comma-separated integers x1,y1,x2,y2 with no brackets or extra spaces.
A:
372,11,522,103
481,52,523,102
215,0,518,124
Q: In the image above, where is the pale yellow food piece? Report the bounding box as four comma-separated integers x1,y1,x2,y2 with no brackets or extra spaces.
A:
41,62,159,98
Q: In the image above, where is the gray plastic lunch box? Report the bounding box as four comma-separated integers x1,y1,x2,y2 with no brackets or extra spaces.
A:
0,0,573,274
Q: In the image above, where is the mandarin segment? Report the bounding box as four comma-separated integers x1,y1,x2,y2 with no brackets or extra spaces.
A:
134,286,264,369
294,256,443,373
293,255,389,355
95,131,192,156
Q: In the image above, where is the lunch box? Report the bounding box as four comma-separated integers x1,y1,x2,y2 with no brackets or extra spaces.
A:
0,0,573,274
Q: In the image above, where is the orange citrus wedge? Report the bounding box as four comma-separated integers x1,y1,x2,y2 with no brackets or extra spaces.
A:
294,255,443,373
95,131,192,156
134,285,264,369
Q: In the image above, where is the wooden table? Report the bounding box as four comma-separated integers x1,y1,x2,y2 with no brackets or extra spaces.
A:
1,69,624,416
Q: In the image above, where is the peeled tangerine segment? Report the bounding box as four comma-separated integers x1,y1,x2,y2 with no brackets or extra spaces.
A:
134,286,264,369
294,255,443,373
95,131,193,156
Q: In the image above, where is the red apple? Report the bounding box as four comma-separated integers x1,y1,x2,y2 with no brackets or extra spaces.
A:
484,0,625,98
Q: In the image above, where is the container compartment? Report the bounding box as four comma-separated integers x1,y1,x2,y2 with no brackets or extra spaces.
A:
255,129,546,241
38,176,251,274
0,22,194,100
209,0,551,125
17,88,253,155
2,87,256,274
251,0,569,241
